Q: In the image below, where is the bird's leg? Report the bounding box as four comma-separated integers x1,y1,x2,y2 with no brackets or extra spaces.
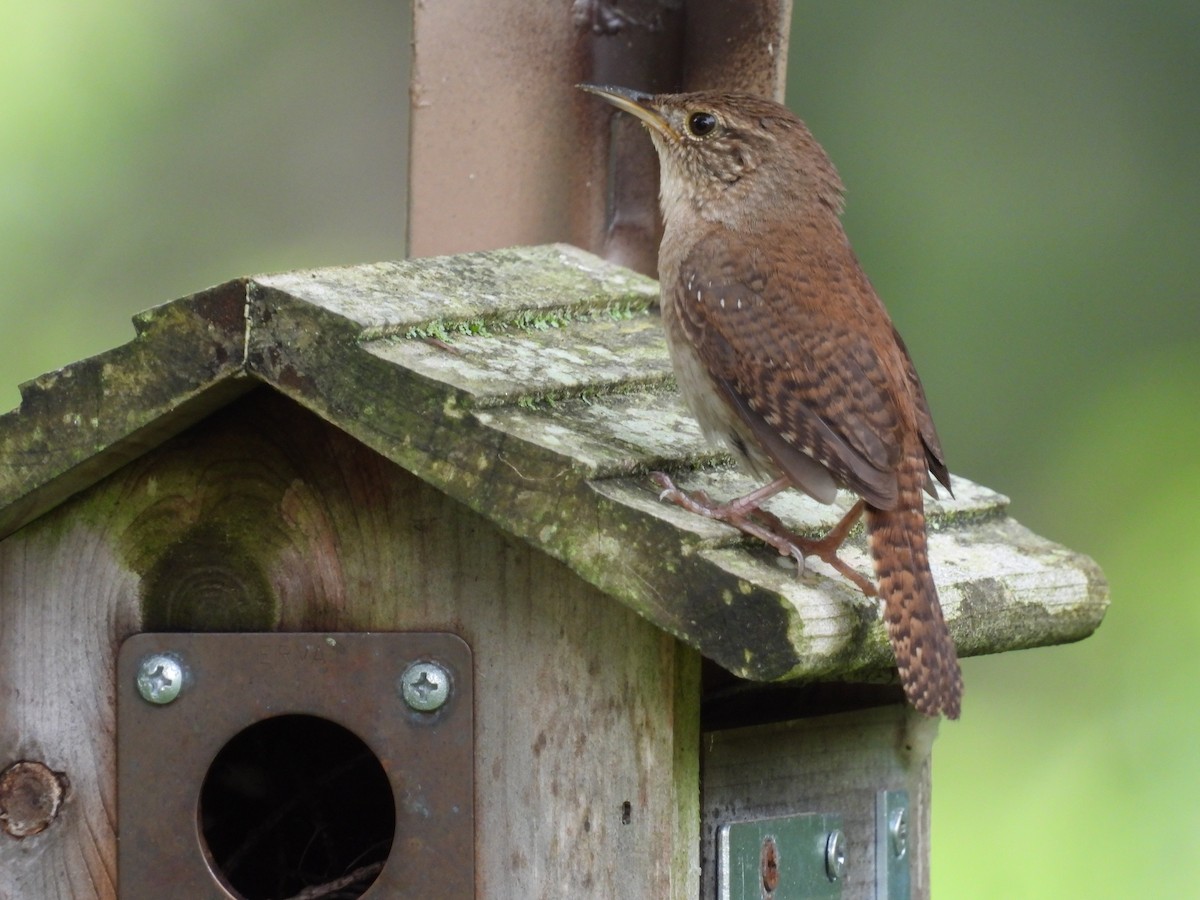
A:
651,473,811,570
651,472,876,596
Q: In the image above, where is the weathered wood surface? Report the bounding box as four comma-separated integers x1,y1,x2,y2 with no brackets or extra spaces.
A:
0,280,251,544
0,245,1109,688
0,243,1109,897
0,392,700,898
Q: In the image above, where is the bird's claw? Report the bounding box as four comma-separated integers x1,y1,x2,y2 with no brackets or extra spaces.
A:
650,471,679,503
651,471,718,513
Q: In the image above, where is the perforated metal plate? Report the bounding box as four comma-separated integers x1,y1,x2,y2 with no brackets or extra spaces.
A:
118,632,473,898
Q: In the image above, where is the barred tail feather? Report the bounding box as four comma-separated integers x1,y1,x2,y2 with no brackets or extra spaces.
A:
866,453,963,718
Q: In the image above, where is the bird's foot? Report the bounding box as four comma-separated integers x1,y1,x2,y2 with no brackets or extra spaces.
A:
650,472,876,595
651,472,810,573
781,501,875,596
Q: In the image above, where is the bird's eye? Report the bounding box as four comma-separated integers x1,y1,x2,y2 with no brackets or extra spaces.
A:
687,111,719,137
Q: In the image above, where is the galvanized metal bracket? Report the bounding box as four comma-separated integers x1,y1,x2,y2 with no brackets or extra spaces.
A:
876,790,911,900
718,812,845,900
117,632,473,898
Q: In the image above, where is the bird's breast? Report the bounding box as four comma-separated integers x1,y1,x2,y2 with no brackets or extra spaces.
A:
659,290,778,480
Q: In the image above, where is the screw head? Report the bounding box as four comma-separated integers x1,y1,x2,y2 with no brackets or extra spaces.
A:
136,654,184,705
824,829,846,882
400,661,451,712
889,807,908,859
760,835,780,893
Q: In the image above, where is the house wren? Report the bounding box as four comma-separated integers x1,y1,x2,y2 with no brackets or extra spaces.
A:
581,85,963,718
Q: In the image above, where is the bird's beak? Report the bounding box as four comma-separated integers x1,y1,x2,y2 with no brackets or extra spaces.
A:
577,84,680,141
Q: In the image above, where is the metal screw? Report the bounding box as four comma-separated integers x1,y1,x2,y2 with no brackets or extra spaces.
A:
760,835,780,894
824,829,846,882
889,807,908,860
136,654,184,705
400,661,451,712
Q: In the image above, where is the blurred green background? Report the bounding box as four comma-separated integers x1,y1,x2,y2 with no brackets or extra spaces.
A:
2,2,1196,896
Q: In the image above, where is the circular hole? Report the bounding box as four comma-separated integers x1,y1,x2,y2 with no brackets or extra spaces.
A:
199,714,395,899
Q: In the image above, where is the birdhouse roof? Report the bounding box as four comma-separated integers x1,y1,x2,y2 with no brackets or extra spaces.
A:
0,244,1107,682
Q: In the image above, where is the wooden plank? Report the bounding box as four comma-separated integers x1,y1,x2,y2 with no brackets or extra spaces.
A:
701,705,937,900
0,523,139,898
0,280,249,541
363,304,673,408
253,244,658,339
0,389,700,897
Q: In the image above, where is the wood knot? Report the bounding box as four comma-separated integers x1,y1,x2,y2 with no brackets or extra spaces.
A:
142,525,276,630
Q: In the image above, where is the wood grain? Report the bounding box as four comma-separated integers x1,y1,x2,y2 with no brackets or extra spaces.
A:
0,389,700,898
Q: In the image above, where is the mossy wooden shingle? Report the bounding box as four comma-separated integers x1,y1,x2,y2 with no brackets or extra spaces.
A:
0,243,1108,683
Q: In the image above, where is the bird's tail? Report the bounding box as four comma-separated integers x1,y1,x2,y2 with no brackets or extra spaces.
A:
866,451,963,718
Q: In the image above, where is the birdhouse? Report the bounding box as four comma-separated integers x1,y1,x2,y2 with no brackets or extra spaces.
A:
0,244,1106,899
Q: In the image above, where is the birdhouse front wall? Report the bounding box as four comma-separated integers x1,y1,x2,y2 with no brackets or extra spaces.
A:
0,387,701,899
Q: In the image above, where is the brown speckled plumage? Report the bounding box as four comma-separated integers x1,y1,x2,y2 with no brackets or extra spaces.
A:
581,85,963,718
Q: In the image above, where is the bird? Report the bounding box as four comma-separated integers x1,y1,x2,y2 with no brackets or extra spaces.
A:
579,84,963,718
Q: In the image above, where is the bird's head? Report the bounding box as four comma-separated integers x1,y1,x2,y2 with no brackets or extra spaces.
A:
579,84,845,227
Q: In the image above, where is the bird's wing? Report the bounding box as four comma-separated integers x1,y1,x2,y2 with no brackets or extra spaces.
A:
673,231,915,510
890,323,953,497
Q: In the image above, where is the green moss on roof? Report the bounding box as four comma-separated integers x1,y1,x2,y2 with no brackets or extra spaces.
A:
0,244,1108,683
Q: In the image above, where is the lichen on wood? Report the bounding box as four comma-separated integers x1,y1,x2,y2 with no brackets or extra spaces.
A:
0,243,1109,684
